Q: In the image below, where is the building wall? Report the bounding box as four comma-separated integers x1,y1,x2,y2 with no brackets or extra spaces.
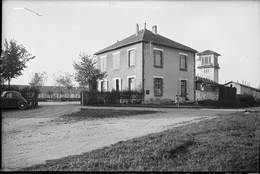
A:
225,82,260,100
196,54,219,83
143,43,195,103
97,43,143,92
195,90,219,101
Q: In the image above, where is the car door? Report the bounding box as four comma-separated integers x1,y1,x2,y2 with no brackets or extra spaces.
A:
2,92,19,107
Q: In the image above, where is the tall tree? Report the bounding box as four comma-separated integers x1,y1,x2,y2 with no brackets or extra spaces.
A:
73,53,106,91
29,71,47,89
1,39,35,88
54,73,74,100
47,90,53,98
29,71,47,106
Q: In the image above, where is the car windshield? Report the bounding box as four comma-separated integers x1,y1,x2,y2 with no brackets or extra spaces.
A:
1,91,7,97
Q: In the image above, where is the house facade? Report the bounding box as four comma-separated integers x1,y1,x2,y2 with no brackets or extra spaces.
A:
95,24,197,103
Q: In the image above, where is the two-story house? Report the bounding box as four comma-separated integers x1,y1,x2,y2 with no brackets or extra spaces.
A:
95,24,197,103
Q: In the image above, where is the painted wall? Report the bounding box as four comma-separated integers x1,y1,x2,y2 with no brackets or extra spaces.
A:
196,54,219,83
97,43,143,92
195,90,219,101
143,43,195,103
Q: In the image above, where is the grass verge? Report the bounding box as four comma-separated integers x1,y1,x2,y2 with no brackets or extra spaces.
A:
50,108,159,124
22,111,259,171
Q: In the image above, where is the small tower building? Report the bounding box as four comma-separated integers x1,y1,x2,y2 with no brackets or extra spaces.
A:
196,50,221,83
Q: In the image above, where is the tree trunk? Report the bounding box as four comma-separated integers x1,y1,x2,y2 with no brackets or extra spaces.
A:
8,78,11,89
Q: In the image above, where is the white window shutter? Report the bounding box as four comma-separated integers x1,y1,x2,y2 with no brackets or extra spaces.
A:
119,78,122,91
133,78,136,90
117,56,120,69
98,80,101,91
104,57,107,71
104,79,108,91
113,56,116,70
133,50,136,65
113,79,116,90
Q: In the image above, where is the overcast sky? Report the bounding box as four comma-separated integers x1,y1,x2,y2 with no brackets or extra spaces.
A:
2,0,260,88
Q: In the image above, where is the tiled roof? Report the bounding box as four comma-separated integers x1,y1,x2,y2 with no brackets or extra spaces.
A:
224,81,260,92
195,76,219,86
94,29,197,55
197,50,221,56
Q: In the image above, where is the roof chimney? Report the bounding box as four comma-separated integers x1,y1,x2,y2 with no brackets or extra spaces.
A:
152,25,157,34
136,23,139,36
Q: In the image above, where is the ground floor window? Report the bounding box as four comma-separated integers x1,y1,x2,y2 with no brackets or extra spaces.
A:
128,77,136,91
154,78,163,96
181,80,187,96
101,81,104,92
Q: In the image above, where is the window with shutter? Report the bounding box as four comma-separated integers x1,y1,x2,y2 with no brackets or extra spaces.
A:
154,78,163,96
179,54,187,71
113,53,120,70
128,49,136,67
128,77,136,91
180,80,187,96
154,50,163,68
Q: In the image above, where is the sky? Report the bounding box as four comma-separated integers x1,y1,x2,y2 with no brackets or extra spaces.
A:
2,0,260,88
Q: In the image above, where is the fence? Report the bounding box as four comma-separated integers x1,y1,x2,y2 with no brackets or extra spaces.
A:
218,85,237,101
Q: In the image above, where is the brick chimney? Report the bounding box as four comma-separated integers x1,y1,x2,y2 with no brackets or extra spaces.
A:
152,25,157,34
136,23,139,35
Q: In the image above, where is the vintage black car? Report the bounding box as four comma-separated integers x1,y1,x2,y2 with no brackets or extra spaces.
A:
1,91,28,110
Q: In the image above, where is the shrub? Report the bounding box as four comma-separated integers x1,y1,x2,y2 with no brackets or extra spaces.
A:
81,90,143,105
237,94,256,107
199,94,259,108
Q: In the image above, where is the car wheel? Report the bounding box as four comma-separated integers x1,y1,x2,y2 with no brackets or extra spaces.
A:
18,101,27,110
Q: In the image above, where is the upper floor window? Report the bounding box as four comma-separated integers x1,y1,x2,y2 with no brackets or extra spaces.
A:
100,56,107,71
113,52,120,70
154,77,164,96
179,54,187,71
154,49,163,68
201,56,211,65
128,49,136,67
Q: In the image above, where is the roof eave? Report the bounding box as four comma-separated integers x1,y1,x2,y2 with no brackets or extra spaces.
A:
94,41,143,55
143,41,198,53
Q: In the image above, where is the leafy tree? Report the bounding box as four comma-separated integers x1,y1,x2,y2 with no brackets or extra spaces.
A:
29,71,47,90
47,90,53,98
54,73,74,100
1,39,35,88
28,71,47,106
73,53,106,91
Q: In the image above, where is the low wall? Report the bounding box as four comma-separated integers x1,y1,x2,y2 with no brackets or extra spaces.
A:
196,90,219,101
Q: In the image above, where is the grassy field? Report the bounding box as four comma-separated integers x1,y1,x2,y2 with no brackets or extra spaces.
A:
50,108,159,124
22,110,259,172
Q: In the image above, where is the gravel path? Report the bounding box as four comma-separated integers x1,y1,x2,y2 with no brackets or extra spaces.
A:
1,102,237,171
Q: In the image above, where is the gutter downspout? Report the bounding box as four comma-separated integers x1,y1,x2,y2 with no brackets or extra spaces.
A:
142,42,145,103
194,52,196,102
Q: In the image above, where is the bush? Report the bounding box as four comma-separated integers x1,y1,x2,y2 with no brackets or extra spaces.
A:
237,94,257,107
199,94,259,108
82,90,143,105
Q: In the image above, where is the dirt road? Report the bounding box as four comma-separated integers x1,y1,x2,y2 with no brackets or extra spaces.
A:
1,102,238,171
